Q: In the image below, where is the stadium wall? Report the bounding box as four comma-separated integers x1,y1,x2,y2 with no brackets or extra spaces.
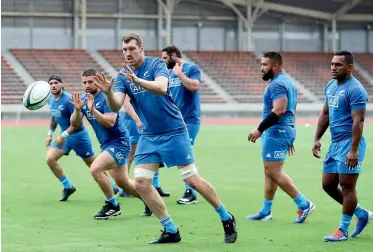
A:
3,104,373,121
2,0,372,52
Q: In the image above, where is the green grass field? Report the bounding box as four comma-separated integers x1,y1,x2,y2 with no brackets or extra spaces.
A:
2,124,373,252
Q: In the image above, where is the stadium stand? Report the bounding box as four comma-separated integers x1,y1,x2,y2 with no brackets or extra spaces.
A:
98,49,227,103
354,53,373,76
1,56,26,104
280,52,373,102
9,49,107,93
184,51,312,103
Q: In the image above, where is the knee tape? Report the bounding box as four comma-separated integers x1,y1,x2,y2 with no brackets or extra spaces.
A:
134,168,156,179
179,163,198,180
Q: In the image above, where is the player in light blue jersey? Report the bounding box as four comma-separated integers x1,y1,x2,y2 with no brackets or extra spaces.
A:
45,76,95,201
93,33,237,244
70,69,144,220
161,45,201,205
312,51,372,242
247,52,315,223
120,95,171,199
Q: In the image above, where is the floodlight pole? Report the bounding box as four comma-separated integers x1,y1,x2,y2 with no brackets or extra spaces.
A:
73,0,80,48
331,18,337,53
323,23,328,52
115,0,122,49
157,0,176,49
81,0,87,49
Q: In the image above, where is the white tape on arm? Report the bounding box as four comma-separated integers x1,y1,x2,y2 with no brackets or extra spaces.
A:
60,130,70,138
48,130,55,137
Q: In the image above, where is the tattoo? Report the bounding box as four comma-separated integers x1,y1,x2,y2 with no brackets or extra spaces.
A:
50,117,57,131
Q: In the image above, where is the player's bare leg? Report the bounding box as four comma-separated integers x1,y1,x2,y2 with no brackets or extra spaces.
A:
134,163,181,244
260,161,315,223
180,163,237,243
322,173,372,238
322,173,344,204
45,148,76,201
90,152,122,219
108,164,141,199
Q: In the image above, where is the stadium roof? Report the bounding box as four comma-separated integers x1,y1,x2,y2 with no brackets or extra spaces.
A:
214,0,373,22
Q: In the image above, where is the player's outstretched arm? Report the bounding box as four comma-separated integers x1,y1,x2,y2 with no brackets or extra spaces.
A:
94,73,125,112
173,63,200,92
87,93,116,128
122,95,142,129
48,116,57,136
70,93,86,128
120,64,168,95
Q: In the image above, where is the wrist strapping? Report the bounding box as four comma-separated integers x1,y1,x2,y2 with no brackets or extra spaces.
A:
48,130,55,137
257,112,280,133
61,130,70,138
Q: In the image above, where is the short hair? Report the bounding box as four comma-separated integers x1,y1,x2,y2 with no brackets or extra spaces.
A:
81,69,97,77
162,45,182,58
122,33,143,47
334,50,354,64
263,52,283,65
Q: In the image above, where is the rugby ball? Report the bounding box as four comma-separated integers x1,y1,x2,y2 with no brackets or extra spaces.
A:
22,81,51,110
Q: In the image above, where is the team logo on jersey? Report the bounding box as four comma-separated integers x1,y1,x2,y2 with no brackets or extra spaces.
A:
95,102,100,107
86,111,95,120
328,95,339,107
143,71,150,79
130,83,147,95
339,90,345,96
169,78,181,88
50,109,62,117
58,105,64,109
274,151,285,158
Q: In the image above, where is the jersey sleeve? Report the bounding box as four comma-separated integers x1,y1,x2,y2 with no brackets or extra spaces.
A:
268,82,288,102
152,59,169,79
188,64,201,81
348,86,368,111
67,99,75,114
113,69,128,94
103,101,114,114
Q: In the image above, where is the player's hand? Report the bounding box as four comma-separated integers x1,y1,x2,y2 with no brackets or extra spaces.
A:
87,93,94,112
345,150,359,170
56,136,65,148
70,92,87,111
312,140,322,159
45,136,52,148
248,129,262,143
172,62,184,77
135,120,143,131
119,64,141,84
94,72,114,94
288,144,296,156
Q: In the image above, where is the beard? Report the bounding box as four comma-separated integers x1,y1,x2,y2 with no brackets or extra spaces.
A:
87,87,99,96
262,69,274,81
167,59,177,69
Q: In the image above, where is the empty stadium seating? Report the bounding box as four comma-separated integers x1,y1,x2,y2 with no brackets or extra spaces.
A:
1,56,26,104
280,52,373,102
98,49,227,103
184,51,312,103
10,49,107,93
354,53,373,76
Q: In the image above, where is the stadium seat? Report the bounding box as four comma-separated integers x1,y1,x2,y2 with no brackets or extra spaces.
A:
1,56,26,104
184,51,312,103
9,49,108,93
280,52,373,102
